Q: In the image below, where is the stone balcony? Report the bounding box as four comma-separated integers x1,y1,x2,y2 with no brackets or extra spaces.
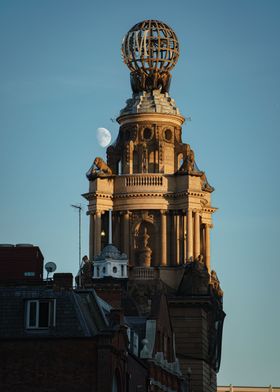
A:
114,174,168,194
129,267,160,280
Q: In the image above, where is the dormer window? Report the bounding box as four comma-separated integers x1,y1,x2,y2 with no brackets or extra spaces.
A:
26,300,56,329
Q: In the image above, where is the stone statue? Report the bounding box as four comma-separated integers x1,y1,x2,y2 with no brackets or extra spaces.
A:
210,270,223,298
178,148,195,173
200,172,214,192
86,157,112,180
141,227,149,248
93,157,112,175
137,226,152,267
81,255,93,285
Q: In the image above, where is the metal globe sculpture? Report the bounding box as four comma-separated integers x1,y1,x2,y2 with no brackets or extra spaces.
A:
122,20,180,93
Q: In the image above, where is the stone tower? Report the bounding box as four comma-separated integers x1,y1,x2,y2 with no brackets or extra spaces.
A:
83,20,225,392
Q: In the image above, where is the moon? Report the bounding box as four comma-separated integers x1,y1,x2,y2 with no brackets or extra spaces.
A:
96,127,112,147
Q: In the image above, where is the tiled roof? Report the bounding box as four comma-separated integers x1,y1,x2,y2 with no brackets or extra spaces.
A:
0,287,109,339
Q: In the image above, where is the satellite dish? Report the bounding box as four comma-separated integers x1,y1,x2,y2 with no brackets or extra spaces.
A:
45,262,57,274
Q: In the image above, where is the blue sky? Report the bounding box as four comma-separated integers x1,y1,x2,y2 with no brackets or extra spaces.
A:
0,0,279,386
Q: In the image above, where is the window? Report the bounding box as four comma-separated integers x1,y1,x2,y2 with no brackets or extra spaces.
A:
24,272,35,277
26,300,56,329
143,127,152,140
164,129,172,141
112,266,117,273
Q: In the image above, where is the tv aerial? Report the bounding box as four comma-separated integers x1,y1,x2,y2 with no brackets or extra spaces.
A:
45,262,57,280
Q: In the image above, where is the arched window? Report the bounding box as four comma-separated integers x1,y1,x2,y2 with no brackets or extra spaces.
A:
133,150,138,173
118,160,122,175
177,153,184,170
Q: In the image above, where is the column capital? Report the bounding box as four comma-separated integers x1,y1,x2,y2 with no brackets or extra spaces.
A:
88,210,101,216
119,210,131,216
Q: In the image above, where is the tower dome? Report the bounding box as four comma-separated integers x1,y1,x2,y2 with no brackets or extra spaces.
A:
93,244,128,279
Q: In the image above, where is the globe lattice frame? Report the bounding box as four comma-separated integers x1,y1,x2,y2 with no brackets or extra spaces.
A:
122,20,180,93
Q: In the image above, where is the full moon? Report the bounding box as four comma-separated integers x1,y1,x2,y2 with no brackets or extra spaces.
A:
96,127,112,147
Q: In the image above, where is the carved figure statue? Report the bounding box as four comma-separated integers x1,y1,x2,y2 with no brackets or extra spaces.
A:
81,255,93,285
140,227,150,248
93,157,112,175
130,68,171,94
200,172,214,192
136,225,152,267
195,254,204,264
178,148,195,173
210,270,223,297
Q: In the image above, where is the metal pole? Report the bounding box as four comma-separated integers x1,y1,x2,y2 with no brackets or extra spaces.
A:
78,206,81,287
71,204,82,288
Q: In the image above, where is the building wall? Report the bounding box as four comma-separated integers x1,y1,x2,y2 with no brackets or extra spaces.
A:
0,338,98,392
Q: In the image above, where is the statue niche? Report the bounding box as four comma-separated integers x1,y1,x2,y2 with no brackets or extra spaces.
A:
134,222,154,267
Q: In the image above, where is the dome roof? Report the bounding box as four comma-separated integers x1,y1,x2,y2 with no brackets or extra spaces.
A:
94,244,127,261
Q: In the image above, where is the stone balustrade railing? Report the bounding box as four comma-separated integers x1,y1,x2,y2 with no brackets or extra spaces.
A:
114,174,167,194
129,267,159,280
125,175,163,187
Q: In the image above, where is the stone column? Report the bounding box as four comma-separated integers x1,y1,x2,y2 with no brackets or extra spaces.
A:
176,213,181,265
205,224,211,272
122,211,130,257
112,212,120,249
89,213,95,261
167,212,171,266
187,209,193,261
95,210,102,257
173,212,177,266
183,211,187,263
194,210,200,259
161,210,167,266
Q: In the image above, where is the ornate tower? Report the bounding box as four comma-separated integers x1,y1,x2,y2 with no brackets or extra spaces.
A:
83,20,225,392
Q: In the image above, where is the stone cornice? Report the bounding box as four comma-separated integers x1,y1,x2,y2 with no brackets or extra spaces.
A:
82,192,113,201
202,207,217,213
83,191,213,204
117,112,185,127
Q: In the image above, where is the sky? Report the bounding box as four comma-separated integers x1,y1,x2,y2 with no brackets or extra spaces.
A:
0,0,279,386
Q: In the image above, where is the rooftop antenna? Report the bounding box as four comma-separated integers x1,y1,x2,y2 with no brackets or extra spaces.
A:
71,203,82,288
45,262,57,280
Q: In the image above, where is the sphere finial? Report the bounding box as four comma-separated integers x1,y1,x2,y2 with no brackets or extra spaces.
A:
122,20,179,94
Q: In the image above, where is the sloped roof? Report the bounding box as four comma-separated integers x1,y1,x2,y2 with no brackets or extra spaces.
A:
0,286,111,339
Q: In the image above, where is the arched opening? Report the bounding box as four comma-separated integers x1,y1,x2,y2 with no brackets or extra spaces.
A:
177,153,184,170
148,149,159,173
134,221,156,267
133,150,139,173
118,160,122,175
